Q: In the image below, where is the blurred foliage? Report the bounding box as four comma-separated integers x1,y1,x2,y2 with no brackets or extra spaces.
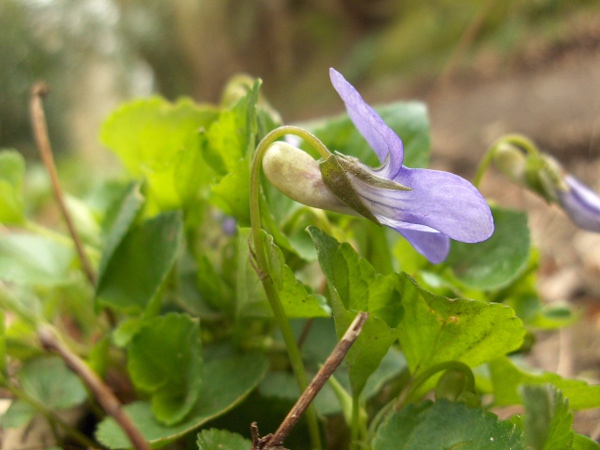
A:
1,0,599,155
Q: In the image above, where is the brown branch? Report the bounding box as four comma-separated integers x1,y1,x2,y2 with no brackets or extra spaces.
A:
38,325,151,450
30,83,96,286
255,312,369,449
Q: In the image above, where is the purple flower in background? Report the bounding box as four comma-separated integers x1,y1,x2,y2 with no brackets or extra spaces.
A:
490,136,600,233
326,68,494,263
557,175,600,233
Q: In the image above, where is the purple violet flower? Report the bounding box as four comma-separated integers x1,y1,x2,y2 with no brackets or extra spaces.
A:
326,68,494,263
557,175,600,233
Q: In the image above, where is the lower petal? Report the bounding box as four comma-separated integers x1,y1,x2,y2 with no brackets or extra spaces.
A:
351,167,494,243
395,227,450,264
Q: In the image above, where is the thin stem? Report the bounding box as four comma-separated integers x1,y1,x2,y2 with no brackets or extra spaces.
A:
473,144,496,189
474,133,541,188
250,126,331,450
268,312,368,448
38,325,151,450
350,394,361,450
30,83,96,287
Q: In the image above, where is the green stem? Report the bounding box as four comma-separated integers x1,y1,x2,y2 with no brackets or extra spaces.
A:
473,133,541,188
250,126,330,450
350,393,366,450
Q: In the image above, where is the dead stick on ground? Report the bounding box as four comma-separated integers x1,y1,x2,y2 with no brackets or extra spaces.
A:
38,325,151,450
254,312,369,449
30,83,96,286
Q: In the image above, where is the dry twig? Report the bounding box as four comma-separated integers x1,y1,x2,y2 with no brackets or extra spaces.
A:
30,82,96,286
252,312,369,450
38,325,151,450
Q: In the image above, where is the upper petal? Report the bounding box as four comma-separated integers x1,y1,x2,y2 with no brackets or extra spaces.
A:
329,68,404,179
349,167,494,243
558,175,600,232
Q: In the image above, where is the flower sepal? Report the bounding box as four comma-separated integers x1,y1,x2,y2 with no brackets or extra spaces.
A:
319,154,381,225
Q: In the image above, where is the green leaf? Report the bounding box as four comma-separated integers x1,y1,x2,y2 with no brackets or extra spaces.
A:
309,227,403,395
0,149,25,225
0,308,5,379
127,313,202,426
310,226,524,395
207,81,261,223
399,280,525,378
204,112,247,174
96,211,183,314
308,226,375,312
101,97,219,210
521,384,574,450
372,399,525,450
210,156,251,224
447,206,530,290
305,102,430,169
572,433,600,450
0,400,36,429
489,356,600,410
0,234,76,286
20,357,87,410
197,428,251,450
97,181,145,280
236,228,330,318
95,354,269,449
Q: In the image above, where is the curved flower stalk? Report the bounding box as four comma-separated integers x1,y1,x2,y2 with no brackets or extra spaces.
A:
486,134,600,233
263,69,494,263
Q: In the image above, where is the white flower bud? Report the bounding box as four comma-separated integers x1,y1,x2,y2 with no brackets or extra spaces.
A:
262,142,354,215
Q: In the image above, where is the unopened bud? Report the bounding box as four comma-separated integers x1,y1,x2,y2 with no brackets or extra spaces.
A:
262,142,354,215
492,142,527,185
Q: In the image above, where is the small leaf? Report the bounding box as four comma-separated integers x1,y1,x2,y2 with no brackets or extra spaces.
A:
572,433,600,450
308,226,375,312
96,211,183,314
521,384,574,450
95,354,269,449
0,234,76,286
309,227,403,395
400,285,525,378
372,400,525,450
208,82,263,223
236,228,330,318
197,428,251,450
0,308,5,379
447,206,530,290
210,156,251,224
97,181,145,280
101,97,219,210
489,356,600,410
0,400,36,429
128,313,202,426
0,149,25,225
19,357,87,410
